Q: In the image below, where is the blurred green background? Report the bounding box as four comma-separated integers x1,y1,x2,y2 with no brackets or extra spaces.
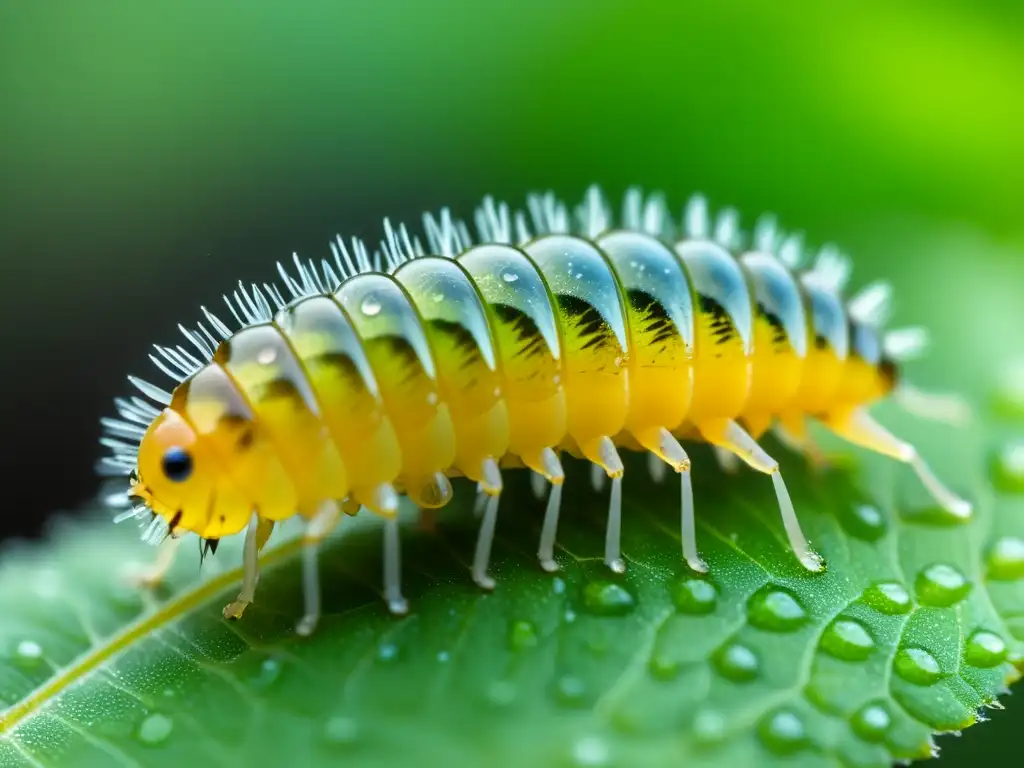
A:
0,0,1021,763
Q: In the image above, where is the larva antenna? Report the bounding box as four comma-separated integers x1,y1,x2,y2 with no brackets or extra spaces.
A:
778,232,806,269
643,192,673,240
713,207,742,251
753,212,780,253
621,187,642,232
513,209,532,244
683,194,710,239
848,281,893,327
884,326,930,361
128,375,172,405
805,244,852,293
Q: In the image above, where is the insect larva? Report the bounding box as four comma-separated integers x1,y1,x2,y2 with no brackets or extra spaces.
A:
100,185,971,635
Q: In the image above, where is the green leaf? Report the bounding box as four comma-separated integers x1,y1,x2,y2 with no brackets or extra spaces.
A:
2,225,1023,768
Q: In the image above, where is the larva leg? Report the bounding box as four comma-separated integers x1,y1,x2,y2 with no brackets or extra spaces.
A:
295,500,343,636
635,427,706,573
223,512,264,621
472,458,503,589
590,463,607,492
127,534,183,589
532,448,566,572
699,419,824,572
530,470,548,500
647,451,668,484
714,446,741,474
580,436,626,573
822,408,972,519
383,515,408,614
774,413,829,470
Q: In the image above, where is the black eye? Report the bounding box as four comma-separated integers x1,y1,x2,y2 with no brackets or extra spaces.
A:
161,447,193,482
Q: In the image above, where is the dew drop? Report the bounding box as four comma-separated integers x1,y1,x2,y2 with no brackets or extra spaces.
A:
377,642,399,663
851,701,891,743
581,580,636,616
322,716,359,746
14,640,43,669
501,270,519,284
360,296,382,316
554,675,589,707
692,710,727,745
746,585,807,632
553,577,567,595
437,650,450,663
894,647,942,685
250,657,282,690
965,630,1008,668
570,735,611,767
862,581,913,614
711,642,759,682
509,620,539,651
915,563,972,607
841,503,888,541
986,536,1024,580
648,654,681,682
136,713,173,746
670,576,717,614
820,618,876,661
991,441,1024,493
758,708,807,755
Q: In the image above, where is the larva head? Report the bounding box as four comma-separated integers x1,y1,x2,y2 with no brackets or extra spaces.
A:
131,409,223,538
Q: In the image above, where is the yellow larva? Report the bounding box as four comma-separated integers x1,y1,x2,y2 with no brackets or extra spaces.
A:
99,186,971,635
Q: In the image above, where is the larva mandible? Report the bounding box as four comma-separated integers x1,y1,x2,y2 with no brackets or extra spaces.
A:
99,186,971,635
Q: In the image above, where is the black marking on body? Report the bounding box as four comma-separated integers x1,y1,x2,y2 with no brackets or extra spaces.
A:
699,294,736,346
628,289,678,350
305,351,364,388
491,302,548,360
379,334,432,387
429,317,485,371
558,293,613,353
757,302,790,348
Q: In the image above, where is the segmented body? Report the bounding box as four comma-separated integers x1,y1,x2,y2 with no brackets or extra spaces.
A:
101,186,968,633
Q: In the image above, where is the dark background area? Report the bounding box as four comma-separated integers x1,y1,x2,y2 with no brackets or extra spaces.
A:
1,1,1022,760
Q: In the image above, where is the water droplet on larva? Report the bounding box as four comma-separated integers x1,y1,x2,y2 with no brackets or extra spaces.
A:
501,270,519,284
758,708,807,755
986,536,1024,580
712,642,759,682
991,440,1024,493
322,716,360,746
841,503,888,541
360,296,382,316
509,620,539,651
915,563,971,607
136,713,173,746
431,291,445,303
377,642,399,663
670,577,717,614
894,647,942,685
14,640,43,669
965,630,1008,668
581,580,636,616
570,735,611,767
851,701,892,742
820,618,876,661
862,581,913,614
746,585,807,632
256,346,277,365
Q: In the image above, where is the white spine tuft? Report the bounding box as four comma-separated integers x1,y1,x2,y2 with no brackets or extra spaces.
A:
884,326,930,361
683,194,710,239
848,281,893,326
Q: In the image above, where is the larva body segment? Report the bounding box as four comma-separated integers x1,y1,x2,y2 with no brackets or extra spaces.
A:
102,186,972,633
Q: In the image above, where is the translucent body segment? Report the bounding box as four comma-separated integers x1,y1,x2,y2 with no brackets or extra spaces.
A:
673,240,754,427
171,363,298,523
739,251,808,434
394,256,509,486
457,244,567,475
334,273,457,507
833,318,889,408
274,295,403,512
214,324,348,516
523,235,629,466
596,231,695,454
794,280,850,415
